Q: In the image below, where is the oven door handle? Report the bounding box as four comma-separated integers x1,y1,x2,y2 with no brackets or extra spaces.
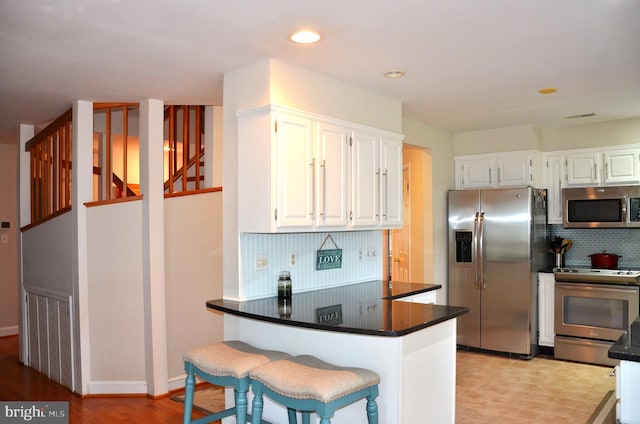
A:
556,283,639,295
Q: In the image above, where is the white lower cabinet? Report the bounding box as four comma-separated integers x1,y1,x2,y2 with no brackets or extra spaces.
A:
538,272,555,347
617,360,640,423
395,290,437,304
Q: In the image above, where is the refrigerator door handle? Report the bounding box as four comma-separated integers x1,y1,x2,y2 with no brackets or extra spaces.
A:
473,212,480,288
478,212,486,289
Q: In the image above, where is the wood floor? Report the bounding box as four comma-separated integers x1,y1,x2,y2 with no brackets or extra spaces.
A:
0,335,208,424
2,334,617,423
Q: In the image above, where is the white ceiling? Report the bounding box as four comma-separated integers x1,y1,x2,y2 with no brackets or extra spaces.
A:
1,0,640,145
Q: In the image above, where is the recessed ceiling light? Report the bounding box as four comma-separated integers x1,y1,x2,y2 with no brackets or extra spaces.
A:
289,30,321,44
538,87,557,94
384,70,405,78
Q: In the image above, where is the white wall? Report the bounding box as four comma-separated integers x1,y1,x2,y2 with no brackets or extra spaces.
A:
0,144,19,336
540,117,640,151
22,212,75,295
86,200,146,392
164,191,224,384
401,118,454,302
454,124,540,156
453,117,640,156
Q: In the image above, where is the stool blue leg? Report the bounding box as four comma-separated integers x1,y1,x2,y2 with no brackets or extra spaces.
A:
183,368,196,424
251,387,264,424
319,417,331,424
366,395,379,424
235,388,247,424
287,408,297,424
301,412,310,424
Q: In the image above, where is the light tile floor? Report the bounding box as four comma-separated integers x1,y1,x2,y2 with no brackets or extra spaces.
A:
456,350,616,424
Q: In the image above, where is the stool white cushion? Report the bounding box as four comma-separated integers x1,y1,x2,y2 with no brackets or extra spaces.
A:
249,354,380,403
184,340,291,379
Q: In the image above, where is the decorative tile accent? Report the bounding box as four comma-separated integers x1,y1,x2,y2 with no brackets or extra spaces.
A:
549,225,640,268
240,231,383,299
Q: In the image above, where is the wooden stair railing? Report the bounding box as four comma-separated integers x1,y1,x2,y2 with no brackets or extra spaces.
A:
24,108,73,224
163,105,205,194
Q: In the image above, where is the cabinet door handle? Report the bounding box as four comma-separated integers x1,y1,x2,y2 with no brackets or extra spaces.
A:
383,169,388,220
498,167,501,183
489,168,492,184
375,169,381,218
593,163,597,181
310,158,315,217
320,159,326,218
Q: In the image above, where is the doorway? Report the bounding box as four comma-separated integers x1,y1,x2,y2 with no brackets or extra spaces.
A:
387,144,433,284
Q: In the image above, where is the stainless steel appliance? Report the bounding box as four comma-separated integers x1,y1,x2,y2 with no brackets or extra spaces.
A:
448,187,547,357
563,185,640,228
554,267,640,366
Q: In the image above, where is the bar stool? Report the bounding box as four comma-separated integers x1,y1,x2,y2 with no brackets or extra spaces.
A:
183,340,291,424
249,355,380,424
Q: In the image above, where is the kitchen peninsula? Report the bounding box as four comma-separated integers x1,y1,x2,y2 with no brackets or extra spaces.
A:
207,280,468,423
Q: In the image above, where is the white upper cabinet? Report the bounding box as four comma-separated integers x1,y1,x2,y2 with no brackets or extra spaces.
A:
603,148,640,185
315,121,350,228
565,151,601,186
274,113,315,228
562,146,640,187
543,145,640,225
351,130,403,228
456,157,495,189
543,153,565,224
351,129,380,227
455,151,540,189
380,135,403,227
237,105,403,233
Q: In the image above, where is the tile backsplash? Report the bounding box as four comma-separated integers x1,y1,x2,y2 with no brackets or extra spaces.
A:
549,225,640,268
239,231,383,299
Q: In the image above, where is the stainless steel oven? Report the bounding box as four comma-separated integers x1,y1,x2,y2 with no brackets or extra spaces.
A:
554,268,640,366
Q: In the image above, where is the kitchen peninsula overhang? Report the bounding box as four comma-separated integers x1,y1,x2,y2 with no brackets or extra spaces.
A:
206,280,468,337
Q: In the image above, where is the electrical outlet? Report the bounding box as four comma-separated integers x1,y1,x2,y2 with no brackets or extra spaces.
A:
358,249,363,262
367,248,377,260
289,252,297,268
255,253,268,271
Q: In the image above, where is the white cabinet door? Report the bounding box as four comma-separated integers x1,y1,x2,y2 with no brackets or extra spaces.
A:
603,148,640,185
538,272,555,347
497,154,531,187
458,157,495,189
566,152,601,186
351,129,380,227
275,113,315,228
380,135,403,228
351,131,403,229
543,153,565,225
315,121,350,228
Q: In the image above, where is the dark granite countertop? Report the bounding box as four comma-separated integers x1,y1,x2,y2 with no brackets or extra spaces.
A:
609,317,640,362
206,280,468,337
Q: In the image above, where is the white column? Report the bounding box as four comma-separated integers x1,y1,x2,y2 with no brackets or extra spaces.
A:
139,99,169,395
17,124,34,364
72,100,94,394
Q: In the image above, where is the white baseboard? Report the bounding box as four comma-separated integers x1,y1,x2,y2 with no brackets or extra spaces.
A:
168,373,209,392
168,374,187,391
0,325,19,337
87,380,148,395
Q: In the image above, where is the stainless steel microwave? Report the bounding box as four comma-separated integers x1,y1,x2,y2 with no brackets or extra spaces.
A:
563,185,640,228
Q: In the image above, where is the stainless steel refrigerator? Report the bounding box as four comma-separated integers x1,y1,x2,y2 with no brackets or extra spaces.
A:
447,187,547,358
